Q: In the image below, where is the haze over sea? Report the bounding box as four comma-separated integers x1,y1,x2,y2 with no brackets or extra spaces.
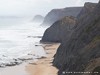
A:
0,17,47,67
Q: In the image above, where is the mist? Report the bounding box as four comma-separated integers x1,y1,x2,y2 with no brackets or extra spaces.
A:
0,0,99,17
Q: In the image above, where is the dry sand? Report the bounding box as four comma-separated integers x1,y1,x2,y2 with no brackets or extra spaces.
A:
0,43,60,75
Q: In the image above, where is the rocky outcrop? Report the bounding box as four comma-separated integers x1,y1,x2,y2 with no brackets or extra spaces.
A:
33,15,44,23
41,7,82,26
41,16,76,43
53,2,100,75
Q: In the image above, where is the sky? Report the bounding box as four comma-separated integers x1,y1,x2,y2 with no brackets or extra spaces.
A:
0,0,99,17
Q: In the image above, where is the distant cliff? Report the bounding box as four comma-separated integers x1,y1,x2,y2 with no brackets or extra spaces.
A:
41,7,82,26
41,16,76,43
33,15,44,23
53,2,100,75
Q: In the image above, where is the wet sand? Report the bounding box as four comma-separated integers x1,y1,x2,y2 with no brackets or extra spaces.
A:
0,43,60,75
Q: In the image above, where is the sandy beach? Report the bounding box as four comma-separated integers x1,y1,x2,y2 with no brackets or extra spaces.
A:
0,43,60,75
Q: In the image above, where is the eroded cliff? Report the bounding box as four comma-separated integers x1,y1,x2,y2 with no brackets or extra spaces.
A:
53,2,100,75
41,16,76,43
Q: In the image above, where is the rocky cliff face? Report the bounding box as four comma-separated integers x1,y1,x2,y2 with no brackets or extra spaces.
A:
41,16,76,43
77,2,97,19
41,2,97,43
42,7,82,26
53,2,100,75
33,15,44,23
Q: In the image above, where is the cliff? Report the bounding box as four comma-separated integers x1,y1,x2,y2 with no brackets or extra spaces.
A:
53,2,100,75
33,15,44,23
41,2,97,43
77,2,97,19
41,16,76,43
41,7,82,26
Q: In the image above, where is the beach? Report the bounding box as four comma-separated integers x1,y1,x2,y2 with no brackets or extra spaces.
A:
0,43,60,75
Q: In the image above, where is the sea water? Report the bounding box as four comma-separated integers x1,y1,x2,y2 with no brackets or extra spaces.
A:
0,17,48,67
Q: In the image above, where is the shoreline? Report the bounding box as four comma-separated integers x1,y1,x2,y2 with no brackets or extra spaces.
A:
0,43,60,75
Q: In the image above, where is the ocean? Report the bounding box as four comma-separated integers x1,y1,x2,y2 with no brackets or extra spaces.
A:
0,17,48,67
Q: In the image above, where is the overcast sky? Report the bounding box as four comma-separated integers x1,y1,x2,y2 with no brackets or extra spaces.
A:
0,0,99,17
